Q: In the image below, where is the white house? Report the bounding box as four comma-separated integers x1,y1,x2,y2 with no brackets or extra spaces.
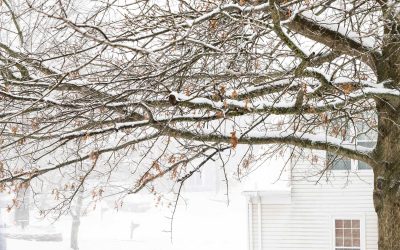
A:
243,150,378,250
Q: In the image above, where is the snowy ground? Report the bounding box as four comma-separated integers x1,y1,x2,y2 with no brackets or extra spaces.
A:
5,154,289,250
6,191,248,250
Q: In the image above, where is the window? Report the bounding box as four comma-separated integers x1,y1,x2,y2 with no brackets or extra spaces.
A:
334,219,361,250
327,152,351,170
355,120,376,170
325,120,352,170
327,116,377,171
356,141,374,170
327,141,375,171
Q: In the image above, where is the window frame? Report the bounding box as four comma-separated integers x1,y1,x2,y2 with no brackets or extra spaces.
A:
331,215,366,250
326,118,376,171
326,148,353,171
327,140,374,171
355,139,375,170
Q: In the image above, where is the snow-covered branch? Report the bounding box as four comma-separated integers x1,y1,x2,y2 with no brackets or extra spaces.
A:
164,127,374,165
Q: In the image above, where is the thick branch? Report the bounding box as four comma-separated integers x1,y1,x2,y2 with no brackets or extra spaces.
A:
165,128,375,166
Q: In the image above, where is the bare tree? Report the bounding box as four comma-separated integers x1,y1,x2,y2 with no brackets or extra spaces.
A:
0,0,399,248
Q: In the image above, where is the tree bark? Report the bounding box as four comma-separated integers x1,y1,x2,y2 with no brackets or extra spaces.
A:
374,190,400,249
373,98,400,250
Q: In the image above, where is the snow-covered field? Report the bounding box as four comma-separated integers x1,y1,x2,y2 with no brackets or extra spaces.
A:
7,191,247,250
5,154,288,250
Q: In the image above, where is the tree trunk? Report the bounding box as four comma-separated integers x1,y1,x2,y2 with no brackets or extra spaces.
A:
70,192,83,250
14,188,30,229
374,190,400,249
70,215,80,250
373,98,400,250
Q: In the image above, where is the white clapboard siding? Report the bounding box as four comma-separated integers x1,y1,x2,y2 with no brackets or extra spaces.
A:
249,154,378,250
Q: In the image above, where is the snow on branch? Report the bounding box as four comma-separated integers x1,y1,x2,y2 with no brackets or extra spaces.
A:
285,8,380,67
300,10,378,51
184,3,270,27
170,85,400,114
165,127,374,165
